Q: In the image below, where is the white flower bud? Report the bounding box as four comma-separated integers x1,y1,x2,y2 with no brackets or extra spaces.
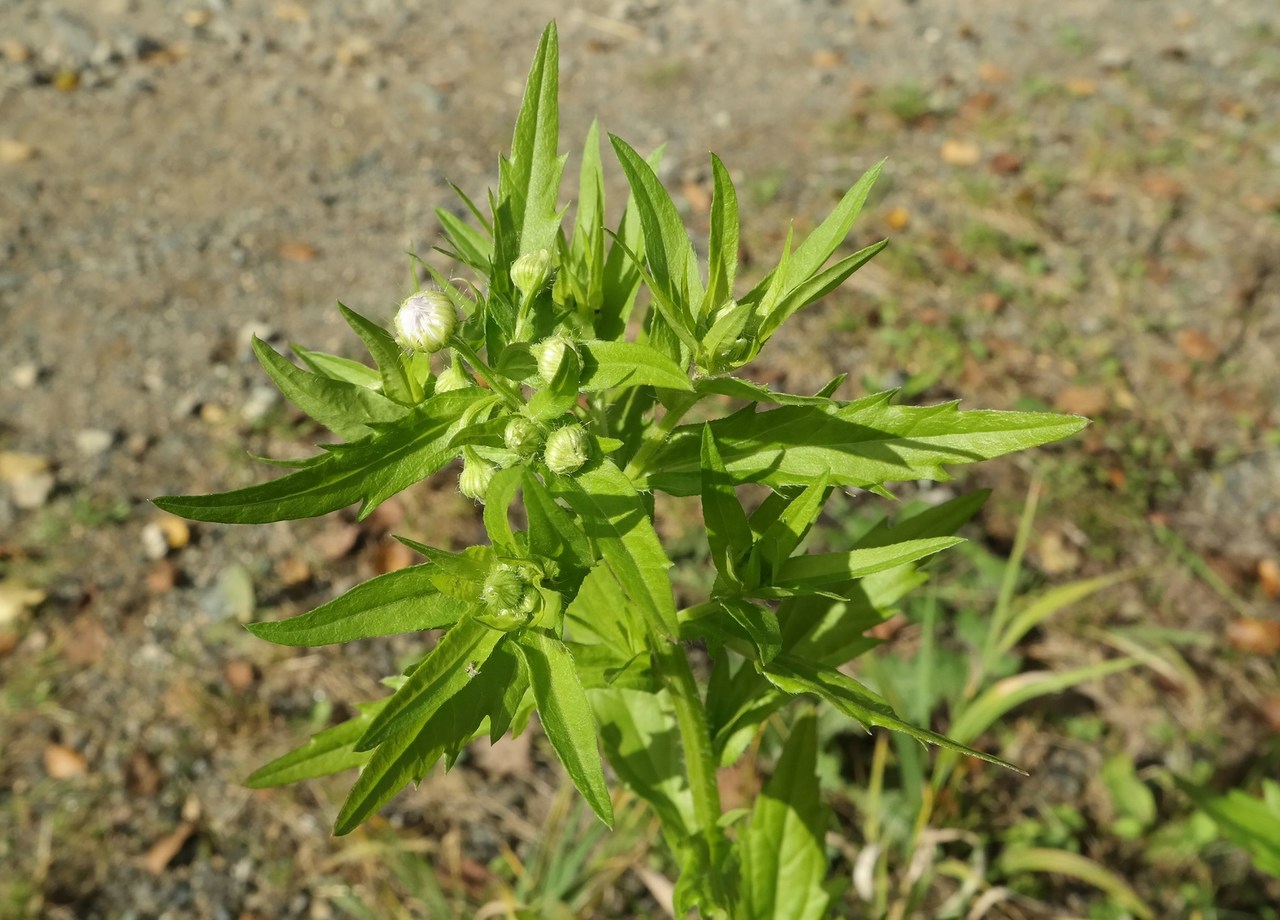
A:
510,248,552,298
544,423,589,476
394,291,457,354
533,335,577,382
503,416,542,458
459,452,495,503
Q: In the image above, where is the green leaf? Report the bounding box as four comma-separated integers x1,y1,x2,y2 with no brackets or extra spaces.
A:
578,340,694,392
1175,779,1280,877
245,565,468,647
596,147,659,341
704,153,739,318
719,599,782,663
695,376,832,407
483,465,523,556
643,392,1088,495
527,344,581,421
245,701,386,788
996,848,1155,919
700,426,753,582
254,338,407,440
552,459,679,639
567,119,607,317
515,631,613,826
608,135,702,322
334,718,443,835
292,345,382,389
772,537,963,592
338,302,421,405
436,207,493,270
355,613,504,751
854,489,989,549
590,687,697,838
522,470,594,588
762,653,1016,769
739,712,829,920
154,391,491,524
752,476,831,579
758,240,886,341
501,22,566,257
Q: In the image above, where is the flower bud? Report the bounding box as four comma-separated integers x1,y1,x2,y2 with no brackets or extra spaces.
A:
503,416,542,458
544,423,589,476
459,452,495,503
510,248,552,299
394,291,457,354
479,563,540,630
434,357,474,393
533,335,577,382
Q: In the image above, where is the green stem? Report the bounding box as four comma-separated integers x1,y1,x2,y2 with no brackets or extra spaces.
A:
449,337,523,409
622,391,699,481
651,636,732,908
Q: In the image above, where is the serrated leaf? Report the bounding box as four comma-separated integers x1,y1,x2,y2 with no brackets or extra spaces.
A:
355,613,503,751
752,476,831,579
643,393,1088,495
338,302,421,405
292,345,382,389
245,701,386,788
700,425,752,581
739,712,829,920
578,340,693,392
762,653,1017,769
515,631,613,826
154,391,490,524
254,338,407,440
772,537,962,592
552,459,679,639
245,565,468,647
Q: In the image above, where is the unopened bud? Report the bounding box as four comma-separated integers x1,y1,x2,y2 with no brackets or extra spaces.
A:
503,416,542,458
459,452,495,502
479,563,540,630
510,249,552,298
394,291,457,354
533,335,577,382
544,423,589,476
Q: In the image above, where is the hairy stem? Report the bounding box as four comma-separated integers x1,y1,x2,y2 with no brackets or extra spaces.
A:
622,391,699,480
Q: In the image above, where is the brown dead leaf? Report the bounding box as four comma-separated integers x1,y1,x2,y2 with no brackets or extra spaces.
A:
143,822,196,875
61,613,111,666
279,241,318,262
1175,328,1219,362
126,749,164,798
1258,559,1280,599
1141,173,1184,201
812,49,843,68
988,151,1023,176
1065,77,1098,97
44,743,89,779
884,206,910,231
1054,385,1109,417
977,62,1008,83
940,139,981,166
0,632,17,656
274,555,311,587
1226,618,1280,656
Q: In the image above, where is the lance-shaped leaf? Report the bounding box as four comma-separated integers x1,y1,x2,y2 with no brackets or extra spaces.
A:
436,207,493,270
245,700,386,788
552,459,679,638
338,302,421,405
771,536,963,592
718,599,782,663
700,425,752,582
578,340,694,392
596,146,660,341
253,337,407,440
703,153,739,319
738,712,829,920
642,392,1088,495
758,240,886,342
751,475,831,580
154,390,491,524
762,653,1017,769
246,565,469,647
523,470,593,588
516,631,613,826
292,345,382,389
355,613,504,751
483,466,523,556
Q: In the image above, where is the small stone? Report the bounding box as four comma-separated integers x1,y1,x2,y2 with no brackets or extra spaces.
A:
182,9,211,28
1,40,31,63
141,523,169,560
940,139,981,166
0,140,37,164
240,386,279,423
44,743,89,779
1096,46,1132,70
199,402,226,423
155,515,190,551
274,555,311,587
884,207,910,231
9,363,39,388
75,428,116,457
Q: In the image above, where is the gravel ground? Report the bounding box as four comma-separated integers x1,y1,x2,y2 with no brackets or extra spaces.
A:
2,1,1278,917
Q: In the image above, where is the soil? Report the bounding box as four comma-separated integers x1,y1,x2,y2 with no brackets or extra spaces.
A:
2,1,1278,918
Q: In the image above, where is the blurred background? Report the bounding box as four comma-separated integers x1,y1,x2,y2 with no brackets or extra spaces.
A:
1,0,1278,917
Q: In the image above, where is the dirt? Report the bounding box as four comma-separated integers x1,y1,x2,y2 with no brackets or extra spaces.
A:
2,1,1279,917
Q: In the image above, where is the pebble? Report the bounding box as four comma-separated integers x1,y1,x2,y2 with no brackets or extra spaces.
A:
140,522,170,560
9,474,54,509
75,428,116,457
9,362,39,389
0,139,37,163
240,385,280,423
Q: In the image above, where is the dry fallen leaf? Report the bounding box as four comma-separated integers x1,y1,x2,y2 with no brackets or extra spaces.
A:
940,139,981,166
44,743,89,779
274,555,311,587
1054,385,1109,417
977,62,1008,83
1258,559,1280,599
279,241,318,262
143,822,196,875
372,538,415,575
1175,328,1219,362
988,151,1023,175
1226,618,1280,656
1065,77,1098,96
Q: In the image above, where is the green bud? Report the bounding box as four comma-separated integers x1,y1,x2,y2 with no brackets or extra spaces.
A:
544,423,589,476
503,416,542,457
533,335,577,382
394,291,457,354
478,563,541,631
434,356,474,393
459,451,495,503
510,248,552,298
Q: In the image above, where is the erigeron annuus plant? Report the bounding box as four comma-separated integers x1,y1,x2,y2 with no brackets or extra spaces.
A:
155,24,1086,918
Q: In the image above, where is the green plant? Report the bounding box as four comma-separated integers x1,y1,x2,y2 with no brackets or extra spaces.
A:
154,24,1085,918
